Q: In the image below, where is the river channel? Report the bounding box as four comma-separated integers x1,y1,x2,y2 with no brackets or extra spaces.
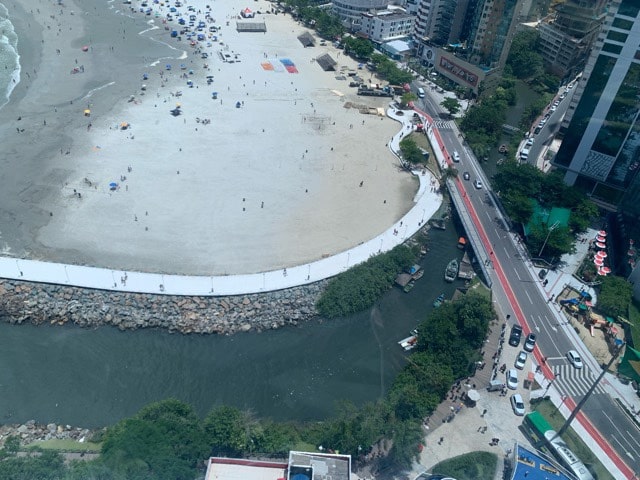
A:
0,225,464,428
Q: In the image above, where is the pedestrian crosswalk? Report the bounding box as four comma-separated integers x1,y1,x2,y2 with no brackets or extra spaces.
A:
432,121,453,130
550,364,607,398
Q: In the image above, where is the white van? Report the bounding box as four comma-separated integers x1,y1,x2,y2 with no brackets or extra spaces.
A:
417,87,425,98
520,148,530,161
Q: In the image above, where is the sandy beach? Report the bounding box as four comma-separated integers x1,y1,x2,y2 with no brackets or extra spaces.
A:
0,0,424,275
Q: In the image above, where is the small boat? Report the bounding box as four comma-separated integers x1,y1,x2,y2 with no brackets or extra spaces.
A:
412,269,425,281
444,259,459,282
403,280,416,293
433,293,445,307
398,330,419,351
429,218,446,230
457,237,466,249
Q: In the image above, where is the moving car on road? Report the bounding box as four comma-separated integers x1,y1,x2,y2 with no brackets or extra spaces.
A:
567,350,583,369
474,179,483,189
463,171,470,180
453,151,460,162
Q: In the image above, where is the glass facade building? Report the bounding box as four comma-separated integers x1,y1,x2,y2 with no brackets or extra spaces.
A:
554,0,640,210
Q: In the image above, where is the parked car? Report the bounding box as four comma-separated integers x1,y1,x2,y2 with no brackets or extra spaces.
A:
525,138,534,147
524,333,536,352
567,350,583,369
510,393,526,416
509,325,523,347
515,351,527,370
507,369,518,390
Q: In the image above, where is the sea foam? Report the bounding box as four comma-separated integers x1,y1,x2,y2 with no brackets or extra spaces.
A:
0,2,20,110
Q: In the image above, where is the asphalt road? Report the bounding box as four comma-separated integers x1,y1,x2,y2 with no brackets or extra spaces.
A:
414,87,640,477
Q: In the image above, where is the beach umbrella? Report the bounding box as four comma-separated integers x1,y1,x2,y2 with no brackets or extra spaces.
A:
631,239,635,246
166,64,172,70
82,45,89,52
593,257,604,266
628,249,636,257
83,109,91,116
597,268,608,276
598,230,607,236
601,266,612,274
596,235,606,243
596,242,606,249
596,251,607,258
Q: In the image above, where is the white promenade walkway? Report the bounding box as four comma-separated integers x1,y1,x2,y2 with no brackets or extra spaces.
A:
0,107,442,296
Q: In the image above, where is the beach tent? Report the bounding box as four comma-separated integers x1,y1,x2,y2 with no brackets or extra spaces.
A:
316,53,337,71
83,109,91,117
297,32,315,47
240,7,255,18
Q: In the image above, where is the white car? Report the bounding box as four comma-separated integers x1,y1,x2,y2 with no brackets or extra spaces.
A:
515,351,527,370
567,350,583,369
510,393,526,416
453,151,460,162
507,369,518,390
525,138,534,147
474,179,483,189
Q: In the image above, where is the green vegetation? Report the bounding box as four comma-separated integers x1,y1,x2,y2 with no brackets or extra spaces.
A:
431,451,498,480
342,36,374,60
288,2,344,40
316,244,416,318
506,30,544,80
400,91,417,108
598,275,633,319
28,439,101,452
628,301,640,348
399,137,426,164
459,79,514,160
441,97,461,116
535,400,615,480
369,53,413,85
493,161,598,261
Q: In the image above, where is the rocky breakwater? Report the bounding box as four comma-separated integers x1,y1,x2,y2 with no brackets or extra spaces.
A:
0,279,328,335
0,421,98,449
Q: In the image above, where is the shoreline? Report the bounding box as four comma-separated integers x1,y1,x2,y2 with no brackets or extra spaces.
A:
0,0,436,277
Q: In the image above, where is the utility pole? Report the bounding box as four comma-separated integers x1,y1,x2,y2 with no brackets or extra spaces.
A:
538,221,560,258
551,343,625,441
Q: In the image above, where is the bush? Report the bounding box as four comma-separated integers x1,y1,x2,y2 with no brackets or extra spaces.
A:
431,451,498,480
316,245,416,318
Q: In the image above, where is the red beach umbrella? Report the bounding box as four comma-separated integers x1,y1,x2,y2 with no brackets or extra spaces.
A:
601,266,612,274
597,268,608,276
598,230,607,236
628,249,636,257
596,242,606,249
596,251,607,258
593,257,604,266
596,235,606,243
82,45,89,52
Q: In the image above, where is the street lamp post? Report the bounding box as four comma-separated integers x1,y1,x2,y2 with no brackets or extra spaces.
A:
538,221,560,258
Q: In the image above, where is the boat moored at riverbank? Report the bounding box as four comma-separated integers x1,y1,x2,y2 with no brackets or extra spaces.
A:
444,259,459,282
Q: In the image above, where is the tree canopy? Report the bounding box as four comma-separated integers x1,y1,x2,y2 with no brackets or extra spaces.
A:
598,275,633,319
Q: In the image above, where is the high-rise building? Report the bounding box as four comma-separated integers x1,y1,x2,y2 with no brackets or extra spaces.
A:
537,0,607,80
553,0,640,211
415,0,524,93
463,0,525,70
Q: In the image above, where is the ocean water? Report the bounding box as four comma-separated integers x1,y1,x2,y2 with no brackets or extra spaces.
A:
0,2,19,109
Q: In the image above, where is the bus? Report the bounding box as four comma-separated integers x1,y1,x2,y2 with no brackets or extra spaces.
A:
522,412,594,480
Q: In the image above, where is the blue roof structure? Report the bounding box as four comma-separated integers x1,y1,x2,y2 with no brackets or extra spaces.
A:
511,444,575,480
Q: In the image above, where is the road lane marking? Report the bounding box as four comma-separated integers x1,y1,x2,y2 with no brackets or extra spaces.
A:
525,290,533,304
514,269,521,280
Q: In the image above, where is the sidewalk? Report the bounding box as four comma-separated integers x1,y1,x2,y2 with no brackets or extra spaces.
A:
0,107,442,297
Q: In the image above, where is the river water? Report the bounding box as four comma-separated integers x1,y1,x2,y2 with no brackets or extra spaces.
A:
0,226,463,427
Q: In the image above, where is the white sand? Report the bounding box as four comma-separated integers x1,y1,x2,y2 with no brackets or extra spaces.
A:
11,0,421,275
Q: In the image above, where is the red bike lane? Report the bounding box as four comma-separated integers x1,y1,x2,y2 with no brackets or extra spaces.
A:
413,105,634,479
